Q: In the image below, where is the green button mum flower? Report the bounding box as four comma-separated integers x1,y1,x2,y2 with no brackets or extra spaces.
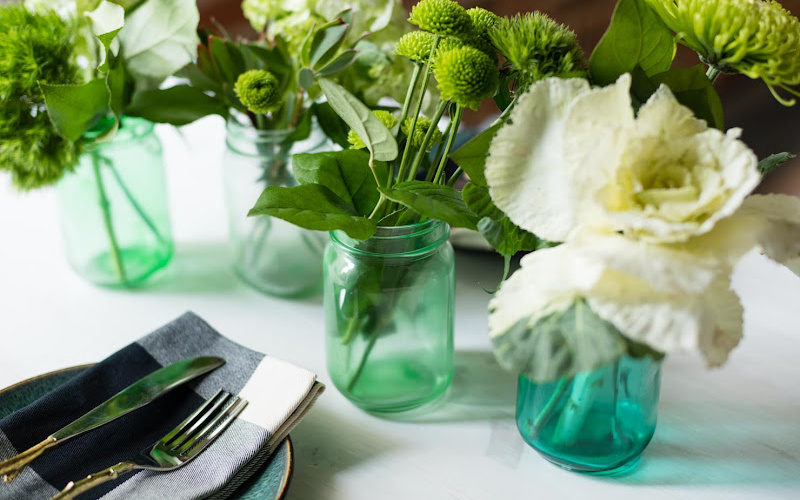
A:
348,110,398,149
645,0,800,105
402,116,444,151
395,31,437,63
434,45,498,110
408,0,473,39
467,7,499,38
234,69,281,114
489,13,586,90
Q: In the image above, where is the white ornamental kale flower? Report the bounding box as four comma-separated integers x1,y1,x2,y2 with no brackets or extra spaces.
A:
486,75,800,371
486,74,762,244
488,233,742,367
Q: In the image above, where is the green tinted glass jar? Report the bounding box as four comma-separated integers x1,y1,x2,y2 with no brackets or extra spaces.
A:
57,117,173,287
516,355,662,474
324,220,455,413
223,115,329,297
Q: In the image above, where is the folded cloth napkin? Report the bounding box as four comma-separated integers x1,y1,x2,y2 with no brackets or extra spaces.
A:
0,312,324,500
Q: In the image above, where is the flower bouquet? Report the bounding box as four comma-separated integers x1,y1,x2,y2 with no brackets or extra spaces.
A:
476,0,800,473
0,0,200,286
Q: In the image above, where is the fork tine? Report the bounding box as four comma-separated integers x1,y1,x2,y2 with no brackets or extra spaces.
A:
179,397,248,459
159,390,227,448
166,391,232,450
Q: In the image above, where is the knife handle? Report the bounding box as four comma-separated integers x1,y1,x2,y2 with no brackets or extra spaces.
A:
50,461,138,500
0,436,58,483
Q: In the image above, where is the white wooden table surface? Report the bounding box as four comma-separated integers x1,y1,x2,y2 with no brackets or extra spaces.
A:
2,117,799,500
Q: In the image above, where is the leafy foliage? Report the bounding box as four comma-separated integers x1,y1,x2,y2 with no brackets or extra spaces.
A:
589,0,675,86
758,152,797,177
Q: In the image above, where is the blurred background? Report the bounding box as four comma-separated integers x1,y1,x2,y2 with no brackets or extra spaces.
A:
197,0,800,196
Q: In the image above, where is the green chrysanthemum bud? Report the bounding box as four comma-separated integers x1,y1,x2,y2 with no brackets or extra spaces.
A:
402,116,444,152
434,46,498,110
466,7,499,58
348,110,398,149
467,7,499,37
395,31,438,63
645,0,800,105
408,0,473,39
234,69,281,114
490,13,586,90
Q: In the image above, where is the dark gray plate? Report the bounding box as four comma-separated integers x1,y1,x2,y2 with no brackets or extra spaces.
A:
0,366,293,500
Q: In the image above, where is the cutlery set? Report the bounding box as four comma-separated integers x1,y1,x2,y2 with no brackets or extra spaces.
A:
0,357,241,500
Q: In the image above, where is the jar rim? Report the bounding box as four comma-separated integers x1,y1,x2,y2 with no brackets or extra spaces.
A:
331,219,449,257
225,113,296,140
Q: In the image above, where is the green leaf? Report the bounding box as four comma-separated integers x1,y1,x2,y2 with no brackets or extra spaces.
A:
117,0,200,90
449,122,502,186
248,184,377,240
589,0,676,86
309,22,349,69
491,299,628,383
318,78,398,162
242,43,292,75
85,0,124,72
651,65,724,129
462,183,546,256
126,85,228,125
293,150,385,217
299,68,316,91
209,36,245,85
380,181,479,230
41,79,109,142
759,152,797,176
316,49,358,77
313,101,350,148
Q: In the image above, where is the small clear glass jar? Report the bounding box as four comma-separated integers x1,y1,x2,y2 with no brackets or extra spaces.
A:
323,220,455,413
223,115,330,297
516,355,662,474
57,117,173,287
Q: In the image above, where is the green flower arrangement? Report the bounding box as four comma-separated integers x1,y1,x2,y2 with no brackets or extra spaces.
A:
408,0,472,38
433,45,498,110
234,70,282,115
645,0,800,105
0,5,81,190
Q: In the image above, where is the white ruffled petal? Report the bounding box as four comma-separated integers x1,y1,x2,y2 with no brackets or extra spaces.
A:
739,194,800,275
699,278,743,367
486,77,591,241
636,84,707,136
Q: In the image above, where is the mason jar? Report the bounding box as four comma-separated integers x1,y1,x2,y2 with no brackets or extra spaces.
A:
516,354,662,474
323,220,455,413
222,115,330,297
57,116,173,287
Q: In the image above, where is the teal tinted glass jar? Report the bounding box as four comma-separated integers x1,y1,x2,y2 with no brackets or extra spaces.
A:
516,355,662,474
324,220,455,413
57,117,173,287
223,114,329,297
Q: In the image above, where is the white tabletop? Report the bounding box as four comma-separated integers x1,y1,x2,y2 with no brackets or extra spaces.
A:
2,117,800,500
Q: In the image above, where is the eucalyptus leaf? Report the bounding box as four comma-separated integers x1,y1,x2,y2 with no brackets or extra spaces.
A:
759,152,797,176
589,0,676,86
491,300,628,383
293,150,385,217
41,79,109,142
117,0,200,90
379,181,478,230
248,184,377,240
299,68,316,91
449,122,502,187
309,22,349,69
318,78,398,162
316,50,359,77
127,85,228,125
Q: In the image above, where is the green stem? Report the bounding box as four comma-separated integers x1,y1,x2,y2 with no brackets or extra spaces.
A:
90,150,127,284
445,167,463,187
706,65,721,84
369,195,388,220
104,160,166,247
396,63,423,140
426,118,453,182
530,378,569,440
255,114,268,130
407,100,449,182
433,105,463,184
346,328,380,392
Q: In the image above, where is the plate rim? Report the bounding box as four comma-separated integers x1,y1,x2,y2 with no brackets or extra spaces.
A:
0,364,293,500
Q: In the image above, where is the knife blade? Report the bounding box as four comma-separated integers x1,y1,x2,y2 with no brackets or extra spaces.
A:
0,356,225,483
